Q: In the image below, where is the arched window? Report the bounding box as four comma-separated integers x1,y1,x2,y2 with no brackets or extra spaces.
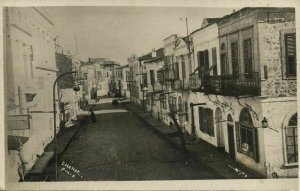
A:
227,114,233,123
236,108,259,162
284,113,298,164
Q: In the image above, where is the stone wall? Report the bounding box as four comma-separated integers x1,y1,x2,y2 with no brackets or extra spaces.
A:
259,21,296,98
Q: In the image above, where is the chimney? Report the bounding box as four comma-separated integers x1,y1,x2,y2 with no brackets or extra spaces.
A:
151,48,156,57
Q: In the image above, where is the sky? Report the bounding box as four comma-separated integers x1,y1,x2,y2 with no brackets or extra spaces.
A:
46,6,235,64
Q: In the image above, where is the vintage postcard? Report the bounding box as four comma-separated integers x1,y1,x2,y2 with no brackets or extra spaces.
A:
1,0,299,190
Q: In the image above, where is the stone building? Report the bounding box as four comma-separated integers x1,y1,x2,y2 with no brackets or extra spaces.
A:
187,17,222,147
4,7,57,181
55,52,81,126
87,58,120,96
116,64,130,98
127,7,297,179
140,48,164,119
128,54,141,105
191,7,297,178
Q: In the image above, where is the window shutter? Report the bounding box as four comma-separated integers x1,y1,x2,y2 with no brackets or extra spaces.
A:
253,128,259,162
185,101,189,121
199,107,204,132
235,122,241,153
204,50,210,74
203,108,208,133
198,51,204,79
212,47,217,76
210,109,215,136
285,33,296,77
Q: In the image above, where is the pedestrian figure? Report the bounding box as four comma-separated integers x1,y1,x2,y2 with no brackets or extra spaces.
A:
112,99,119,106
96,96,101,103
89,108,96,123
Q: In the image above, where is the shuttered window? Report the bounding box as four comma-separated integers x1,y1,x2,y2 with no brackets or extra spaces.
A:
243,39,253,77
142,73,147,86
231,42,239,77
150,70,155,85
197,51,204,79
185,101,189,121
198,107,214,136
181,55,186,79
212,47,217,76
157,69,164,83
285,33,296,77
173,62,179,80
204,50,209,76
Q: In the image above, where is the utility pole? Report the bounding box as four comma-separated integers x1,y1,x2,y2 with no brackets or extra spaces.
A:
74,32,79,55
185,18,189,37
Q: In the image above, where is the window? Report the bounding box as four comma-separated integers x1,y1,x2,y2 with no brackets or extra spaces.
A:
220,43,228,75
142,73,147,86
197,50,209,78
150,70,155,85
160,95,167,109
169,96,177,111
83,74,87,80
243,39,253,77
211,47,217,76
284,33,296,78
284,113,298,164
181,55,186,79
185,101,189,121
231,42,239,78
236,108,259,162
198,107,214,136
174,62,180,79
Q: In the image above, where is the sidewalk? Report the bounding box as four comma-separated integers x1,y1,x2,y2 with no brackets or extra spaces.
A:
25,114,87,181
124,103,264,179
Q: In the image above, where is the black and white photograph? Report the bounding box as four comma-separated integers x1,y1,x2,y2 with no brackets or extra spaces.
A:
1,0,298,190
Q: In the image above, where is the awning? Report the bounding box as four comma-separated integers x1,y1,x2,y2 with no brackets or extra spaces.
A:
8,135,29,150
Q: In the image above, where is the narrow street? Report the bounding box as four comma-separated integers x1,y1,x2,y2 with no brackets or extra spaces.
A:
46,97,222,181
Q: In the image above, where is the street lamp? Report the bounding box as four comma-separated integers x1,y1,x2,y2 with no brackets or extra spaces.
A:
53,71,80,181
142,86,148,110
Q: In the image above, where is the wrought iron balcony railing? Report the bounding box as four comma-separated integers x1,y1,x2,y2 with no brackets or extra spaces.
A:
189,73,201,91
165,68,179,81
201,72,260,96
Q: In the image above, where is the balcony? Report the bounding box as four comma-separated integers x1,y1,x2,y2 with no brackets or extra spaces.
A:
165,68,179,81
189,73,201,91
201,73,260,96
173,80,190,91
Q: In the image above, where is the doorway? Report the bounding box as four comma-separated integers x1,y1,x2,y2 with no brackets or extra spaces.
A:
215,107,224,150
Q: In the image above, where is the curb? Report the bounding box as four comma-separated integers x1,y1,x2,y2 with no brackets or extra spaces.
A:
25,114,88,181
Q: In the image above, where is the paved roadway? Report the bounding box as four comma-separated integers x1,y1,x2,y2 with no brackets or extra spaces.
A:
47,97,222,181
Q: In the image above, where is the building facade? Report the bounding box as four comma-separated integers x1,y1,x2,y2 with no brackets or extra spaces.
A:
195,8,297,178
127,7,297,178
4,7,58,182
116,64,130,98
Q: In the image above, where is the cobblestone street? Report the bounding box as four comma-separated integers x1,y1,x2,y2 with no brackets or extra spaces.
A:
46,97,222,181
